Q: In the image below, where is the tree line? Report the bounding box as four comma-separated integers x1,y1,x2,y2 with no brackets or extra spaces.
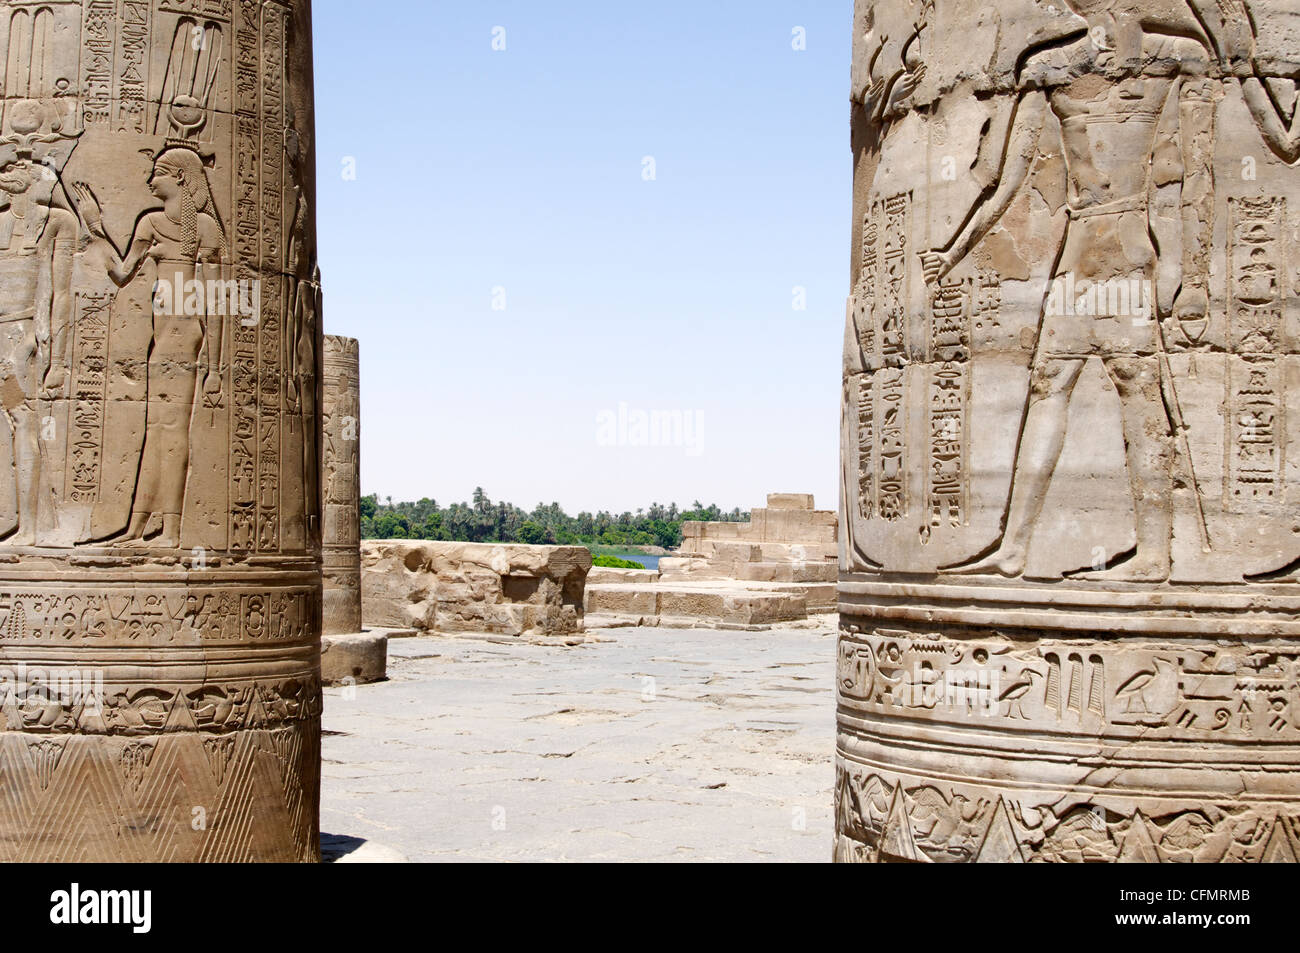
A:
360,488,749,549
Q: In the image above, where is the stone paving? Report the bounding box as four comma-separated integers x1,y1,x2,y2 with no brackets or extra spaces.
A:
320,620,837,862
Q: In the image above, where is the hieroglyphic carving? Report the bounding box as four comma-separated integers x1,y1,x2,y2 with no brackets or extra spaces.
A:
230,0,260,552
876,368,906,521
838,621,1300,741
80,1,114,126
255,0,285,554
925,280,970,536
841,0,1300,862
877,193,910,366
855,376,874,521
0,671,320,735
0,583,313,645
0,0,320,861
114,0,150,133
64,292,111,507
836,762,1300,863
1226,196,1287,507
321,335,360,634
854,216,877,356
926,361,966,534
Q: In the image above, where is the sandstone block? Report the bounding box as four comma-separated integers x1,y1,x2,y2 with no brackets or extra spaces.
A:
767,493,816,510
362,541,591,637
321,631,388,686
587,567,660,585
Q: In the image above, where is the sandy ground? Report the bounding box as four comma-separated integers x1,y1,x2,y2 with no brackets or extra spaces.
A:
320,620,836,862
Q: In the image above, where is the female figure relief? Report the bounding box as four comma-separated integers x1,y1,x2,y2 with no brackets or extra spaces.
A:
74,146,225,548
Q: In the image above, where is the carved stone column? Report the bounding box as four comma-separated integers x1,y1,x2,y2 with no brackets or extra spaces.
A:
0,0,321,861
322,335,360,635
839,0,1300,862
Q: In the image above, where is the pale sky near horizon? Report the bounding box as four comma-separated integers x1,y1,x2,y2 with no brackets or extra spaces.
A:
313,1,851,514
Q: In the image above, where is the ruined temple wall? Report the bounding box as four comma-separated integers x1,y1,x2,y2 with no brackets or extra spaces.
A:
680,493,838,557
361,541,592,638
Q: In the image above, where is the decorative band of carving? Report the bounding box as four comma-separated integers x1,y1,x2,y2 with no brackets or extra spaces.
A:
840,577,1300,637
838,619,1300,744
0,667,321,737
0,583,318,646
0,724,321,862
322,335,359,359
837,617,1300,861
834,759,1300,863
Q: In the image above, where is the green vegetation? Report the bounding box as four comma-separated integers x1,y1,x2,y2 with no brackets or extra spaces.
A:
591,554,650,570
361,489,748,548
586,544,665,557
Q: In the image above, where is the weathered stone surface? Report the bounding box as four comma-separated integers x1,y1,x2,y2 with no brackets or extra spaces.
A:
587,566,660,585
678,496,837,584
586,582,808,629
681,493,838,569
321,626,835,862
361,541,591,637
839,0,1300,862
586,574,835,627
320,631,386,686
0,0,321,861
322,335,361,635
586,495,839,630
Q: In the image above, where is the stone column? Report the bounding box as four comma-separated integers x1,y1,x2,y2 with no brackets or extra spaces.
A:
838,0,1300,863
322,335,361,635
0,0,321,861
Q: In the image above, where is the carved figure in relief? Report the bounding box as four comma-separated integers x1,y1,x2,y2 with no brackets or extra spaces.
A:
322,391,356,508
998,667,1042,720
1197,0,1300,164
923,0,1218,580
0,146,77,545
74,142,226,548
286,172,319,542
856,3,931,132
0,6,80,544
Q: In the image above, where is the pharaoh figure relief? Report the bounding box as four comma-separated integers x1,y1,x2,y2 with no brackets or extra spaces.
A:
0,0,323,862
839,0,1300,862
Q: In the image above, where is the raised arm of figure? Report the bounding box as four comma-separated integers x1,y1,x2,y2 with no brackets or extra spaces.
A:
71,183,156,285
920,88,1048,283
1191,0,1300,163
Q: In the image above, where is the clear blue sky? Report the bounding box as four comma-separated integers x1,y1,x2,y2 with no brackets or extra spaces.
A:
314,1,852,514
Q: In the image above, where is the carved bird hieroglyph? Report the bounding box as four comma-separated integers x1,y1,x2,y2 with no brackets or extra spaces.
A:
1116,658,1180,716
999,668,1042,720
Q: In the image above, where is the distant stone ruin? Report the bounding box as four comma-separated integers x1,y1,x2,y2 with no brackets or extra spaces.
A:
585,494,838,629
667,492,837,583
361,541,592,638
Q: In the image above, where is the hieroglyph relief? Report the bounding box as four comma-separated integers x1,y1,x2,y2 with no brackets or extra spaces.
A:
320,334,359,635
0,0,321,863
843,0,1300,584
0,0,317,555
839,0,1300,863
